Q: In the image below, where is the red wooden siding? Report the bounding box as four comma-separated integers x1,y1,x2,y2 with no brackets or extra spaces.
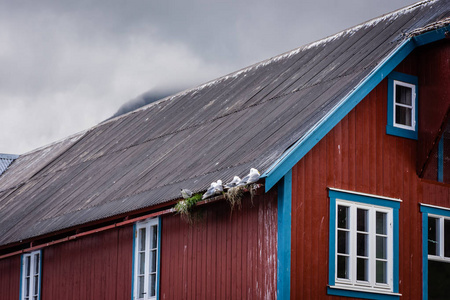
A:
417,40,450,174
0,255,20,300
159,190,277,300
291,41,450,299
41,225,133,300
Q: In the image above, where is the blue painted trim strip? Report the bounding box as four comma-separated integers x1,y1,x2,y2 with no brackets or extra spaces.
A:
413,24,450,46
422,212,428,300
328,195,336,287
277,170,292,300
327,287,400,300
263,38,416,192
131,223,136,300
438,137,444,182
420,205,450,217
19,254,23,300
393,208,399,293
157,217,162,300
328,189,401,209
264,25,450,192
38,250,42,300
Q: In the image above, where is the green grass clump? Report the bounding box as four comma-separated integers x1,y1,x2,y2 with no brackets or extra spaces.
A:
174,193,203,223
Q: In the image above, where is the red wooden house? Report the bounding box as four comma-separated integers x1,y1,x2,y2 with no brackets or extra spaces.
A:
1,1,449,299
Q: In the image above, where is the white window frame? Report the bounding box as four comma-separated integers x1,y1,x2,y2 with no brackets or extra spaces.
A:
133,218,159,300
428,214,450,263
392,80,416,131
21,250,41,300
334,199,394,293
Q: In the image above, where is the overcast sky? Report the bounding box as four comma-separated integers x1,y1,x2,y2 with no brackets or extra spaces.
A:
1,0,419,155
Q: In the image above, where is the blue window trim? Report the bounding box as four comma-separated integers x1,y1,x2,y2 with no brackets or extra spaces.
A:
20,249,42,300
132,217,161,300
328,189,400,299
419,204,450,300
438,137,444,182
386,71,418,140
277,170,292,300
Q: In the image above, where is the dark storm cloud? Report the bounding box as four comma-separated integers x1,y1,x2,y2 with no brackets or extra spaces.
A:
0,0,419,154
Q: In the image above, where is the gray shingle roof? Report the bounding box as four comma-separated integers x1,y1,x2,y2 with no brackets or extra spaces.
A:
0,0,449,248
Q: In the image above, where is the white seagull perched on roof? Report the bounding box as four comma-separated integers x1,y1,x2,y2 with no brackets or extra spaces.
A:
180,188,193,199
224,176,241,189
202,180,223,199
237,168,260,186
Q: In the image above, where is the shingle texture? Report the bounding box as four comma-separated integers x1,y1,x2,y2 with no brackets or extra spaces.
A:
0,0,449,247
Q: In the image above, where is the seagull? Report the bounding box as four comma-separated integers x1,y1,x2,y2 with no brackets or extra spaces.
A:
224,176,241,189
180,189,193,199
203,180,224,199
237,168,260,186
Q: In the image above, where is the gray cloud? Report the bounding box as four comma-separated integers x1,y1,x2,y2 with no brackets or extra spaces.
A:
0,0,418,154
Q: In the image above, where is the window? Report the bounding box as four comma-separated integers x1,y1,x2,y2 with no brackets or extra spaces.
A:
420,204,450,300
386,71,418,140
133,218,160,300
20,250,41,300
328,189,400,299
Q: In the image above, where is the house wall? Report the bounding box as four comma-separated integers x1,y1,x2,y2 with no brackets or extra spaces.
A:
0,255,20,300
41,226,133,299
290,40,450,299
159,189,278,300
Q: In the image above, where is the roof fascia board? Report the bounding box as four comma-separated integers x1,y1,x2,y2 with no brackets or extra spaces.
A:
264,25,450,192
263,38,415,192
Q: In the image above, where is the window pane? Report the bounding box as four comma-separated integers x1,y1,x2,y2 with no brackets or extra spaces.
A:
35,254,40,275
25,277,30,296
357,258,368,281
357,233,368,256
376,212,387,235
357,209,368,232
34,276,39,294
395,85,412,105
150,274,156,297
150,250,157,273
376,260,387,284
138,276,145,298
337,206,349,229
151,225,158,249
337,255,349,279
445,219,450,258
376,236,387,259
139,252,145,275
25,256,31,276
139,228,146,251
429,217,439,255
337,230,349,254
395,106,412,126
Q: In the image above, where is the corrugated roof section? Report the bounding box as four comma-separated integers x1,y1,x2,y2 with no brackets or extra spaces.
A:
0,0,448,248
0,154,18,176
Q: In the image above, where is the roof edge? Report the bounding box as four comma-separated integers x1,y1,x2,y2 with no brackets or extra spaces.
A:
263,24,450,192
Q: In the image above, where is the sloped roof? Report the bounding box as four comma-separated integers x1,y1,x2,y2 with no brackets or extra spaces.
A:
1,0,449,248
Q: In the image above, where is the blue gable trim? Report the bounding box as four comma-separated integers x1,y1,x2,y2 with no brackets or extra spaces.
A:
438,137,444,182
277,170,292,300
263,25,450,192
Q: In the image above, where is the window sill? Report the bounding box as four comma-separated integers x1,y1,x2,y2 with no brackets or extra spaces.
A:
327,285,401,300
386,125,417,140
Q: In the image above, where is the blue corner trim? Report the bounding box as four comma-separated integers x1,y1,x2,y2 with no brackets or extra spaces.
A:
438,137,444,182
263,25,449,192
386,71,418,140
422,212,428,300
131,223,136,300
157,217,162,300
19,254,23,300
328,190,400,296
327,287,400,300
277,170,292,300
